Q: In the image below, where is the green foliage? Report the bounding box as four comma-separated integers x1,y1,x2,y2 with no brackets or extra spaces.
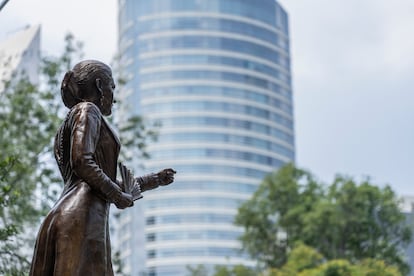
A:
261,244,324,276
0,70,61,273
357,259,402,276
266,244,402,276
235,164,322,268
186,246,401,276
0,33,81,268
284,243,324,272
306,259,356,276
235,163,412,275
213,265,257,276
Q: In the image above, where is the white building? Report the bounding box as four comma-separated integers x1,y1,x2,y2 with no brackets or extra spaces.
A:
0,25,41,92
115,1,294,275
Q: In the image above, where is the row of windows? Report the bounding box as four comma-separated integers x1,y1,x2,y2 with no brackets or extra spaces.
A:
146,230,241,242
138,36,290,69
157,132,294,159
146,196,244,209
142,101,293,129
149,148,285,167
118,2,136,34
118,21,136,44
146,213,235,226
121,44,137,64
155,180,258,194
139,54,290,82
134,0,288,33
137,17,289,51
140,85,292,114
146,264,255,276
147,265,213,276
147,246,243,259
145,164,273,180
159,116,294,144
140,70,289,98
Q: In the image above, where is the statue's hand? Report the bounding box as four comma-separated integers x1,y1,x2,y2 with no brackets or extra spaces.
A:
114,192,134,209
156,168,176,186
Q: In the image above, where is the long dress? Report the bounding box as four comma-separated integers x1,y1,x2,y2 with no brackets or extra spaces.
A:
30,102,121,276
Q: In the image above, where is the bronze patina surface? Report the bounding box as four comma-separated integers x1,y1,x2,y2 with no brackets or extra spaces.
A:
30,60,175,276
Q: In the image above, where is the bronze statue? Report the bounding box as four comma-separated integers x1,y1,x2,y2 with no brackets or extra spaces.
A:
29,60,175,276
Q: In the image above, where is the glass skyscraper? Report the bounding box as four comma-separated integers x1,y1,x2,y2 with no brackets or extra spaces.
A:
116,1,294,275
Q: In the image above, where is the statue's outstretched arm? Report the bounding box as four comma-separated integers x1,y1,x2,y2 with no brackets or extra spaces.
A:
136,168,176,192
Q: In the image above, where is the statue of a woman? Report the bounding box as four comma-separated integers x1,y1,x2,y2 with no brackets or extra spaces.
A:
29,60,175,276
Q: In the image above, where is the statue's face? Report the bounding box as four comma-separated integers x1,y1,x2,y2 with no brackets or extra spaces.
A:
100,72,115,116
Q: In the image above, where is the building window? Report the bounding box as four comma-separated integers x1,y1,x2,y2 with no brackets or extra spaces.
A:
147,233,156,242
146,216,155,225
147,250,156,259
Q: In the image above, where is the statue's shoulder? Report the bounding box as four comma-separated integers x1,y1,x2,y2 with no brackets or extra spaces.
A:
65,102,103,129
70,102,102,117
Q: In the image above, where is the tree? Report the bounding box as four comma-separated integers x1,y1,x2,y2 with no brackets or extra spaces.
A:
186,245,401,276
0,73,61,275
235,164,412,275
267,244,401,276
213,265,257,276
235,164,322,268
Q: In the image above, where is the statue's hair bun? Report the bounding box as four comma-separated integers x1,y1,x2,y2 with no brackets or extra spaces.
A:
61,70,80,108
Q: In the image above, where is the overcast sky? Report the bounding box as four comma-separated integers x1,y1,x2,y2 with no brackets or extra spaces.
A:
1,0,413,196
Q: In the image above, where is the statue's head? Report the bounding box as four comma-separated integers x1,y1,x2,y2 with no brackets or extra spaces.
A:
61,60,115,116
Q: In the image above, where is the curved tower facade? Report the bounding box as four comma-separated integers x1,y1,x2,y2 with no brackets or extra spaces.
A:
117,1,294,275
